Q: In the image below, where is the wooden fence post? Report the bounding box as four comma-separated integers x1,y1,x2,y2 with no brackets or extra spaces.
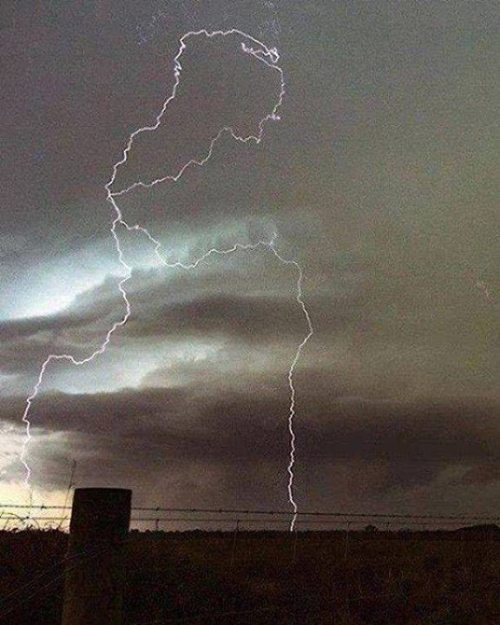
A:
61,488,132,625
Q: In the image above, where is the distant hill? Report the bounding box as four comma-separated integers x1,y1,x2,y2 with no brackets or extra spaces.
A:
454,523,500,533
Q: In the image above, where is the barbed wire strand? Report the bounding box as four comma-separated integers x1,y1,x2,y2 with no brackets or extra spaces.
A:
1,503,499,522
2,517,499,527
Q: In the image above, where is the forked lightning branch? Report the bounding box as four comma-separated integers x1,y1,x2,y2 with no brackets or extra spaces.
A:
20,28,313,530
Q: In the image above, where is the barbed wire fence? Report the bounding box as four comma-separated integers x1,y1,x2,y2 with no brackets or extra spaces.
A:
0,501,498,624
1,501,499,532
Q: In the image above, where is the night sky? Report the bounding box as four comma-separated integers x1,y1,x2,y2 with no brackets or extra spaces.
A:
1,1,498,516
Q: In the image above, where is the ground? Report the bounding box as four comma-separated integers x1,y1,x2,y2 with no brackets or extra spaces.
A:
0,527,499,624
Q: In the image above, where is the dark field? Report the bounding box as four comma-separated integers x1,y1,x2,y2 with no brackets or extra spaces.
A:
0,527,499,625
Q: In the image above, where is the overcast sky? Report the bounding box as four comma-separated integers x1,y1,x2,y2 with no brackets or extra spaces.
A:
1,0,498,518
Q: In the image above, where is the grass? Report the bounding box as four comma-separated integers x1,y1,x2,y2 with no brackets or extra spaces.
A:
0,527,498,624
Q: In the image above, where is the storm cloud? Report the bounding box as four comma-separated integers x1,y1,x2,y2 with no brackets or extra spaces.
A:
1,0,498,514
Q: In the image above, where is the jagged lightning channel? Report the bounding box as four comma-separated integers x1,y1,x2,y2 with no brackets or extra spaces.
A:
20,28,313,530
133,229,314,531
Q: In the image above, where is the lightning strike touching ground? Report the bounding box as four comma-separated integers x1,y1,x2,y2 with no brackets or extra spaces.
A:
20,28,313,529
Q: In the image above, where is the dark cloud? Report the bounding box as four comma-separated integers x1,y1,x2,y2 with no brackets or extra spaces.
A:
127,292,308,340
456,463,500,487
0,302,106,341
112,32,283,194
3,383,498,501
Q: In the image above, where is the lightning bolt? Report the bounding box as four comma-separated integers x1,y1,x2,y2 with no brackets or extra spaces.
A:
269,246,314,531
20,28,313,530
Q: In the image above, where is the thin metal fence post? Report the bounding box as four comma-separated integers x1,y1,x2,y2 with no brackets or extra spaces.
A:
229,519,240,570
292,525,299,564
344,521,351,560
